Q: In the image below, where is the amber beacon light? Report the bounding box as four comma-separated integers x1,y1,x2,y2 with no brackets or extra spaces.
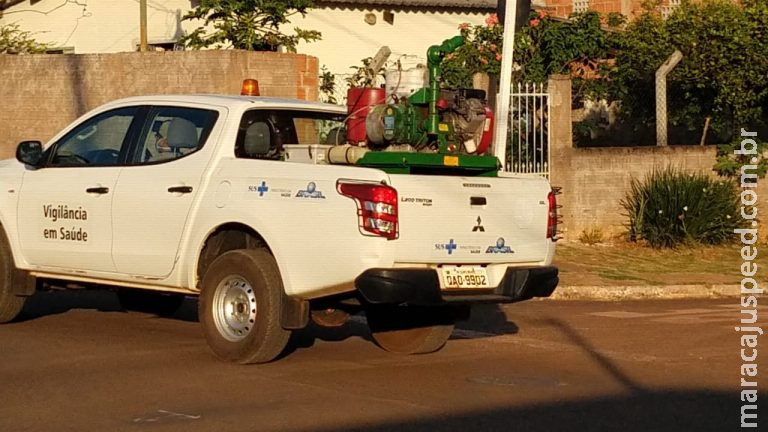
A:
241,79,260,96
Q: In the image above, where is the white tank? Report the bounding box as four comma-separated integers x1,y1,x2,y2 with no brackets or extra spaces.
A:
385,66,428,101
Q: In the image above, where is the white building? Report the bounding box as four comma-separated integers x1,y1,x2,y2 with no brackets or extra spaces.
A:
0,0,496,76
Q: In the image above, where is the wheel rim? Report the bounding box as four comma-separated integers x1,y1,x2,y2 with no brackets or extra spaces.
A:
212,275,257,342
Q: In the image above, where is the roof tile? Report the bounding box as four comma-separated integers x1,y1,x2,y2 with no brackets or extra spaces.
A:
318,0,498,9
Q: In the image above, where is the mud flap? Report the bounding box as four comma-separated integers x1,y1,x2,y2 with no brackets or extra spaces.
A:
11,269,35,297
281,295,309,330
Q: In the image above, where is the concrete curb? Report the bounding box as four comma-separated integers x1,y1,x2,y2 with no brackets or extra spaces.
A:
550,284,754,300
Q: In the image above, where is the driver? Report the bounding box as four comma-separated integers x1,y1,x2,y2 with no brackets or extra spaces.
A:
154,129,172,153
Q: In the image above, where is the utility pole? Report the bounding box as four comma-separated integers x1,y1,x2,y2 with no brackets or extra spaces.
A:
139,0,148,52
492,0,521,169
655,50,683,146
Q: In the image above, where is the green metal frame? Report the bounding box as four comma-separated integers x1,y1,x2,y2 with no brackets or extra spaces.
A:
356,152,499,176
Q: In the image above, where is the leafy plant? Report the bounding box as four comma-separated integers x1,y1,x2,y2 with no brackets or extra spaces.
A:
319,65,337,104
180,0,321,52
514,10,617,100
0,23,49,54
714,137,768,178
578,227,604,245
622,167,748,248
440,14,504,88
345,56,387,89
609,0,768,141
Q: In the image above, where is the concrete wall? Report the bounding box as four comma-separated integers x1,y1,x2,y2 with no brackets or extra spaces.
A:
0,50,318,159
547,75,768,240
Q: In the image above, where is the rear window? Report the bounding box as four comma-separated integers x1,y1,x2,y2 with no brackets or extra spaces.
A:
235,109,346,160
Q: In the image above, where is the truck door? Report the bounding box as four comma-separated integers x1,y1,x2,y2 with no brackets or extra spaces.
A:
16,106,143,273
111,105,221,277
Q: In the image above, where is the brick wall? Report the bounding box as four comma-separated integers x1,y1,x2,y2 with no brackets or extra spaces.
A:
540,0,672,18
0,50,319,159
547,75,768,240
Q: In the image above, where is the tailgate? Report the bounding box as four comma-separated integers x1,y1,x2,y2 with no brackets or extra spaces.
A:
390,174,551,264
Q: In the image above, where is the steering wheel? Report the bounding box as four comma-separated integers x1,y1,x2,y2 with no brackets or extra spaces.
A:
84,148,121,165
56,152,90,165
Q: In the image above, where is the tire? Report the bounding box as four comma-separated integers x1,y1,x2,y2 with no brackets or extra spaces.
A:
0,226,26,323
117,290,185,317
366,306,455,355
198,249,290,364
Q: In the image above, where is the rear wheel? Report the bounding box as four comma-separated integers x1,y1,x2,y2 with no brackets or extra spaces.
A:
199,249,290,364
0,227,26,323
366,306,455,354
117,290,185,317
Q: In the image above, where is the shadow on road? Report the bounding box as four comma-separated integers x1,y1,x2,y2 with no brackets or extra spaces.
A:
15,289,124,322
15,290,521,342
304,389,765,432
455,304,520,338
14,289,201,323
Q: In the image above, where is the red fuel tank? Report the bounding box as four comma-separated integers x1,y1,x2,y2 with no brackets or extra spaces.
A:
346,87,385,145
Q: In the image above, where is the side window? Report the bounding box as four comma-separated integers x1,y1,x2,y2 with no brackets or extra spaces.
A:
135,106,218,164
48,107,139,167
235,109,346,159
236,111,278,159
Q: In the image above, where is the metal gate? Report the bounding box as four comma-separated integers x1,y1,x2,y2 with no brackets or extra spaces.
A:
507,82,550,178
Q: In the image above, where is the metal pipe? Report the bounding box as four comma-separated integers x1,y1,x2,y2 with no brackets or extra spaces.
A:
425,36,464,135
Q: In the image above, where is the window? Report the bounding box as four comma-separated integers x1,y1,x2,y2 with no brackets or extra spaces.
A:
134,40,184,51
572,0,589,14
44,47,75,54
662,0,681,19
48,107,139,167
134,106,219,164
235,109,346,159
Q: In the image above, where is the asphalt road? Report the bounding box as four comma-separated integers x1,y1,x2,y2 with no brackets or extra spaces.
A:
0,291,764,432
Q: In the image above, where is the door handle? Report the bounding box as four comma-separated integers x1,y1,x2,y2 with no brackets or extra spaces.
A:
86,186,109,194
167,185,193,194
470,196,487,206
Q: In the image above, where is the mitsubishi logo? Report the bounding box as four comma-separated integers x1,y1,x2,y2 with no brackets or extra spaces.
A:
472,216,485,232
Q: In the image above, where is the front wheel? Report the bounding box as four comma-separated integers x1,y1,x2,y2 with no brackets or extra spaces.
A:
0,227,26,323
199,249,290,364
366,306,455,354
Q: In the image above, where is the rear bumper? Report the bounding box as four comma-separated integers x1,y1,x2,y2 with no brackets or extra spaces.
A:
355,266,559,306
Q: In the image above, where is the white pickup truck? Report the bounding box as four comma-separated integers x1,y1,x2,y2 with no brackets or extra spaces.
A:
0,94,559,363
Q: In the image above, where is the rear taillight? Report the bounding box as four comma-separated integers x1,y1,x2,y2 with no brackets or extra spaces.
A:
547,190,558,240
338,181,399,240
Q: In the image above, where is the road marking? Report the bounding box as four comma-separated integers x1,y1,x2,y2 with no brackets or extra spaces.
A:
133,410,201,423
588,305,766,325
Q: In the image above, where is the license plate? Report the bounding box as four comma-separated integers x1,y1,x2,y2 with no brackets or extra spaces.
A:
439,266,490,289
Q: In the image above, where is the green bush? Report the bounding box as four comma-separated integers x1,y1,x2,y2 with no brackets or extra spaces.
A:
622,167,748,248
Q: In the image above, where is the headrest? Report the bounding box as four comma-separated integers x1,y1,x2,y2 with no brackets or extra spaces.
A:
243,122,271,156
166,118,199,149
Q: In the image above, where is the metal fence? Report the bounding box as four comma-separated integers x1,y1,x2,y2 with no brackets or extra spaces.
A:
507,82,550,178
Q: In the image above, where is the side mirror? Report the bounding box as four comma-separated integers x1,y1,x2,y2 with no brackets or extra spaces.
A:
16,141,43,167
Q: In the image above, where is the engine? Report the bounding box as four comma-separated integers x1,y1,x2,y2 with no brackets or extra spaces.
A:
439,89,492,154
364,88,493,155
339,36,500,176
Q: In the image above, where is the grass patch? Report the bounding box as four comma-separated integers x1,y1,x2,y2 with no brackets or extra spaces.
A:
554,242,767,286
597,269,654,283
